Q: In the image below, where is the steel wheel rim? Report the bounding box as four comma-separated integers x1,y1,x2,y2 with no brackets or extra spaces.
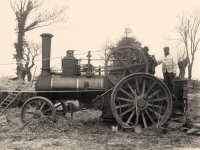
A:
21,96,56,123
105,45,149,85
111,73,172,129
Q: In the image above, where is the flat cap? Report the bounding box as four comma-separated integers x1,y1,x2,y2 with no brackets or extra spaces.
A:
163,47,169,50
143,46,149,51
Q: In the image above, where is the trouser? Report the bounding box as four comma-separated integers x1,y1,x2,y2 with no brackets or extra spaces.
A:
163,72,175,96
179,67,186,79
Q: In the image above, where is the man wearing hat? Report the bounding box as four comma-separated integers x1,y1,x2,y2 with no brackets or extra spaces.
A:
157,47,177,97
143,46,157,75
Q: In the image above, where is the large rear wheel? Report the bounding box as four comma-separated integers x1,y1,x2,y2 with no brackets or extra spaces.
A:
111,73,172,129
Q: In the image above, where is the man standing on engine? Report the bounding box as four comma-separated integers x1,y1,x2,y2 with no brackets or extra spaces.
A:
143,46,157,75
178,56,189,79
157,47,177,97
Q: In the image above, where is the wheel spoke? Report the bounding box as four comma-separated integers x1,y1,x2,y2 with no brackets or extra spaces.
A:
132,63,145,68
39,102,46,111
119,88,135,99
148,97,167,102
145,82,156,96
135,65,145,72
126,110,136,124
141,111,147,128
135,79,140,94
148,108,163,118
108,66,126,72
26,111,34,114
148,103,164,109
26,105,37,114
42,107,52,114
116,97,134,103
129,63,145,71
144,109,155,124
126,82,137,96
120,107,134,116
148,90,161,99
135,110,140,124
27,103,35,109
116,103,133,109
142,79,146,95
114,53,133,74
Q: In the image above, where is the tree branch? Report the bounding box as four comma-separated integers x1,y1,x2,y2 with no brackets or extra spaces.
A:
25,6,66,32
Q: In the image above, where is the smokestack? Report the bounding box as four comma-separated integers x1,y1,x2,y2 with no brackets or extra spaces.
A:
40,33,53,76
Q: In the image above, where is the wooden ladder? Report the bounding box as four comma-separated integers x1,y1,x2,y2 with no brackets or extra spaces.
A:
0,82,30,115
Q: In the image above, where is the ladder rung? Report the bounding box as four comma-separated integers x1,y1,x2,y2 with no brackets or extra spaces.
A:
6,98,14,100
2,101,12,105
3,100,11,103
5,100,12,102
10,92,18,95
12,93,18,95
9,96,17,98
4,99,13,103
4,100,12,103
15,89,22,91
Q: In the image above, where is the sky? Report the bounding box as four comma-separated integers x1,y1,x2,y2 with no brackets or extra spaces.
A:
0,0,200,79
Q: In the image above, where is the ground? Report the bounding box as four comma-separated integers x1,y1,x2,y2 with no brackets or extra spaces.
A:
0,77,200,150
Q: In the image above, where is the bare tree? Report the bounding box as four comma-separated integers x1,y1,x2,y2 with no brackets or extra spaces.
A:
14,42,40,81
175,11,200,80
10,0,66,81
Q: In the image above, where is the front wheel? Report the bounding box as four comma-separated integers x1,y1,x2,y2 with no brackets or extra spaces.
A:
21,96,56,123
111,73,172,129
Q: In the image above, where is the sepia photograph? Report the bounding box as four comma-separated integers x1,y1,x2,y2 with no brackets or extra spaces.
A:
0,0,200,149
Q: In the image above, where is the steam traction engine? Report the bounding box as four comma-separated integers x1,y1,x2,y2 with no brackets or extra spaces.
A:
21,33,188,129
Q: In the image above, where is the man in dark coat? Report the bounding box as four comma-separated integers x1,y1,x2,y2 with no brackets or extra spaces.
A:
143,46,157,75
178,56,189,79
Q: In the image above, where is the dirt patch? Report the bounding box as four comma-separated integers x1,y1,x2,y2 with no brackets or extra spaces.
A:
0,106,199,150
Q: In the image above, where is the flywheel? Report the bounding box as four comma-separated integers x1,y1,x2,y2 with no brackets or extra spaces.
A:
105,45,149,85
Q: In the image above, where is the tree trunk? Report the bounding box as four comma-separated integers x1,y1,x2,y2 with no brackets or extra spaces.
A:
16,64,25,81
21,70,26,81
15,18,26,79
178,58,189,79
27,70,32,81
188,65,192,80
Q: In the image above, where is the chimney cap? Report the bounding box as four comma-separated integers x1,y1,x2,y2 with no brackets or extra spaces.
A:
40,33,53,38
